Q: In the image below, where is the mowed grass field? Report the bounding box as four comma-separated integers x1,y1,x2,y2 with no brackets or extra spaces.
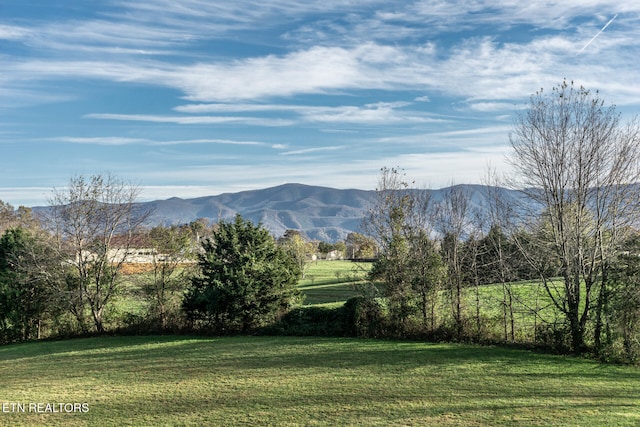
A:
299,261,574,342
1,335,640,426
297,260,370,306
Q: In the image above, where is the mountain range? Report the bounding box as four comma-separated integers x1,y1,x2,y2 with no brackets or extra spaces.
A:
138,183,529,242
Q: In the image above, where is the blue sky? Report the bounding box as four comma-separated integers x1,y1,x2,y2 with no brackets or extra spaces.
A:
1,1,639,206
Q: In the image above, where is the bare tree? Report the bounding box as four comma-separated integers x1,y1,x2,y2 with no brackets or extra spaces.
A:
482,168,518,342
141,225,195,329
48,174,148,333
364,167,442,334
508,79,640,352
434,184,472,339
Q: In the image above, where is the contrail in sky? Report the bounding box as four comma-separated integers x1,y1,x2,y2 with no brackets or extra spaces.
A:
578,14,618,53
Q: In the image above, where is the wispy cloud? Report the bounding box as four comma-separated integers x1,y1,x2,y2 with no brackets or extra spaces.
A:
175,44,403,102
0,24,31,40
280,145,345,156
0,187,51,207
83,113,294,126
1,144,513,205
376,125,513,151
5,13,640,108
299,102,443,124
466,102,516,112
47,136,152,145
133,147,511,196
46,136,271,146
174,104,298,113
174,101,444,125
10,31,637,111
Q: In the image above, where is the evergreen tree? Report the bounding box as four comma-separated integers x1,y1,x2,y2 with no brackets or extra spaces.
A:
183,214,301,333
0,228,53,342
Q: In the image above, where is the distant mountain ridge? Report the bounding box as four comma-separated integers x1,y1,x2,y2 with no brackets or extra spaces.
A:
138,183,529,242
141,183,375,242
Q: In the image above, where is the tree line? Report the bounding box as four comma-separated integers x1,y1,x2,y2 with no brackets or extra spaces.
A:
355,80,640,362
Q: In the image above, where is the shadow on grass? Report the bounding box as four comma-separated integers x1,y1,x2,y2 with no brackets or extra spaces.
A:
0,335,211,361
6,335,638,385
2,336,640,426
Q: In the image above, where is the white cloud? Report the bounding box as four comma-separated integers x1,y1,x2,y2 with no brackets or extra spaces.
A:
174,101,445,125
466,102,516,112
47,136,151,145
132,146,513,198
16,33,637,111
174,103,294,113
0,187,51,207
83,113,294,126
300,103,439,124
2,146,514,206
175,45,379,101
376,125,513,153
0,24,31,40
36,43,402,104
46,136,271,146
386,1,638,31
280,146,345,156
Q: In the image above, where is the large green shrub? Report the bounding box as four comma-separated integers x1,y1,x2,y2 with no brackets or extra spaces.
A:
183,214,301,333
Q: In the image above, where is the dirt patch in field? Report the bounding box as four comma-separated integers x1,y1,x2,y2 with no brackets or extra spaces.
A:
118,263,196,275
120,263,155,275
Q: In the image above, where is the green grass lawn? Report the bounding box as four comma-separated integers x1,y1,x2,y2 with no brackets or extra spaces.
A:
296,261,564,342
298,260,371,305
1,335,639,426
459,279,568,341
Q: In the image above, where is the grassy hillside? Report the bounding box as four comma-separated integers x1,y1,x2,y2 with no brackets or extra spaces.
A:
0,335,639,426
297,261,574,343
298,260,370,305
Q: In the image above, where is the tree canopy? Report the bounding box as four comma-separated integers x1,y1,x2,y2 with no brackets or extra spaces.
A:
0,228,53,343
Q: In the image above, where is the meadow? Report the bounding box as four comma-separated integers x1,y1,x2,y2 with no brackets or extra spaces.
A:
298,260,370,306
111,260,575,344
296,261,565,343
1,335,640,426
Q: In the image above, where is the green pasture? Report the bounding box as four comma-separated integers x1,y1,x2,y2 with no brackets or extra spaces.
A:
297,261,566,340
458,279,569,341
1,335,639,426
108,260,582,345
298,260,371,305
